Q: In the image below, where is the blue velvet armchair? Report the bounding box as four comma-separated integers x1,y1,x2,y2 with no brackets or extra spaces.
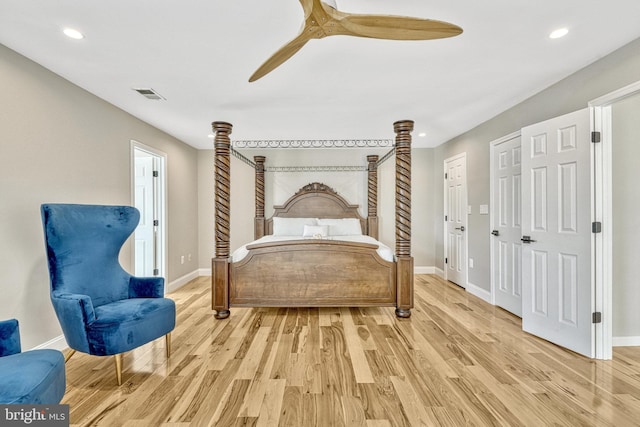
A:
0,319,66,403
41,204,176,385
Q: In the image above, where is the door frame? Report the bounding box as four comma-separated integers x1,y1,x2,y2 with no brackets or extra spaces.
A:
443,152,468,287
589,80,640,359
489,131,521,307
130,140,167,281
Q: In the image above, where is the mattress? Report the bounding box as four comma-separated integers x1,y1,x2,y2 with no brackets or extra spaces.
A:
231,234,395,263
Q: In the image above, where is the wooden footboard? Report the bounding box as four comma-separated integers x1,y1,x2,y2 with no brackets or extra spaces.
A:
229,240,396,307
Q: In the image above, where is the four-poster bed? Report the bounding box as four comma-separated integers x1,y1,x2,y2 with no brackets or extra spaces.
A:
211,120,414,318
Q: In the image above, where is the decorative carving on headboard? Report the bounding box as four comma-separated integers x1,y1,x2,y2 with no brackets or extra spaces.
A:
266,182,369,235
297,182,335,194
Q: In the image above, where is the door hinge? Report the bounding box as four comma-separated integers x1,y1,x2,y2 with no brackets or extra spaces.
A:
153,170,159,177
592,312,602,324
445,257,448,264
153,219,159,226
592,221,602,233
591,131,601,143
153,268,159,276
445,172,448,179
445,215,448,222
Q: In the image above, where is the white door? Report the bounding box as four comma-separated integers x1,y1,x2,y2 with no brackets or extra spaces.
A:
491,134,523,316
521,108,593,357
444,154,467,287
134,153,156,276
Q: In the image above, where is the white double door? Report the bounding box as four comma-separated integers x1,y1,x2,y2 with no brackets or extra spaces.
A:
492,108,593,357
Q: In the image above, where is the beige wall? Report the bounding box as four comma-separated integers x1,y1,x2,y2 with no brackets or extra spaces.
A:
0,44,199,349
198,146,436,269
612,92,640,338
435,36,640,292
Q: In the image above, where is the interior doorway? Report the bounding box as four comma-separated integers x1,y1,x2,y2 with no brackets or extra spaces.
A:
591,80,640,359
443,153,468,288
131,141,166,280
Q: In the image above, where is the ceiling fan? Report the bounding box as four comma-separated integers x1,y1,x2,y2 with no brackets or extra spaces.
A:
249,0,463,82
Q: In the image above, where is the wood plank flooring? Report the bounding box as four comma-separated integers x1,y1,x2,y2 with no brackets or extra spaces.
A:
62,275,640,426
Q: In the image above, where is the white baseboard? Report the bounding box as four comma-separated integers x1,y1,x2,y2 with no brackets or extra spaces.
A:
466,281,491,304
612,336,640,347
31,334,68,352
168,269,201,293
414,266,436,274
199,268,212,276
434,267,445,279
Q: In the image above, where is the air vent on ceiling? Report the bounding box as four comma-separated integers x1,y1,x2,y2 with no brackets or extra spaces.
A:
132,88,166,100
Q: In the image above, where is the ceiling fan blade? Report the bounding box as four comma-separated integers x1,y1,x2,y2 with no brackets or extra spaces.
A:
338,13,462,41
249,31,313,82
299,0,314,19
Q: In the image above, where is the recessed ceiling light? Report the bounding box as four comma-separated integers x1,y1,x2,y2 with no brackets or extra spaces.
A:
549,28,569,39
63,27,84,40
418,132,426,137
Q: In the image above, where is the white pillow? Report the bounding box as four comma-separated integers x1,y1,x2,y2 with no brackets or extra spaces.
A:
272,217,317,236
302,224,329,238
316,218,363,236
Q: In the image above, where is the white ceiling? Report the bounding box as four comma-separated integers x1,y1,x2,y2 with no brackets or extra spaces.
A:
1,0,640,149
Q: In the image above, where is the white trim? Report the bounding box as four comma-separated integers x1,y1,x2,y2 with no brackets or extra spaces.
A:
199,267,212,276
591,105,611,360
167,269,201,293
30,335,68,352
434,267,445,279
489,131,521,306
612,336,640,347
589,80,640,360
589,80,640,108
414,266,436,275
466,281,491,304
443,152,468,288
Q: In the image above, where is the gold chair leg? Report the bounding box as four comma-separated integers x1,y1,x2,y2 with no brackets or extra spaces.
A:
114,353,123,386
165,332,171,358
64,349,76,363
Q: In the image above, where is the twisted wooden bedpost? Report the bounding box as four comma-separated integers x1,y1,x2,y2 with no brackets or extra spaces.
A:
211,121,232,319
254,156,266,239
367,155,379,239
394,120,414,318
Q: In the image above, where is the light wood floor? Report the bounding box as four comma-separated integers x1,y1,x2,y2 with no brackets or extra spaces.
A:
62,275,640,426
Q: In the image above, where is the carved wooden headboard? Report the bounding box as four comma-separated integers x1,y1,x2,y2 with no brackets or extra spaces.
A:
265,183,369,236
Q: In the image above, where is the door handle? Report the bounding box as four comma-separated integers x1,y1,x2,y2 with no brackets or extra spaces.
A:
491,230,499,236
521,235,536,243
455,226,465,232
